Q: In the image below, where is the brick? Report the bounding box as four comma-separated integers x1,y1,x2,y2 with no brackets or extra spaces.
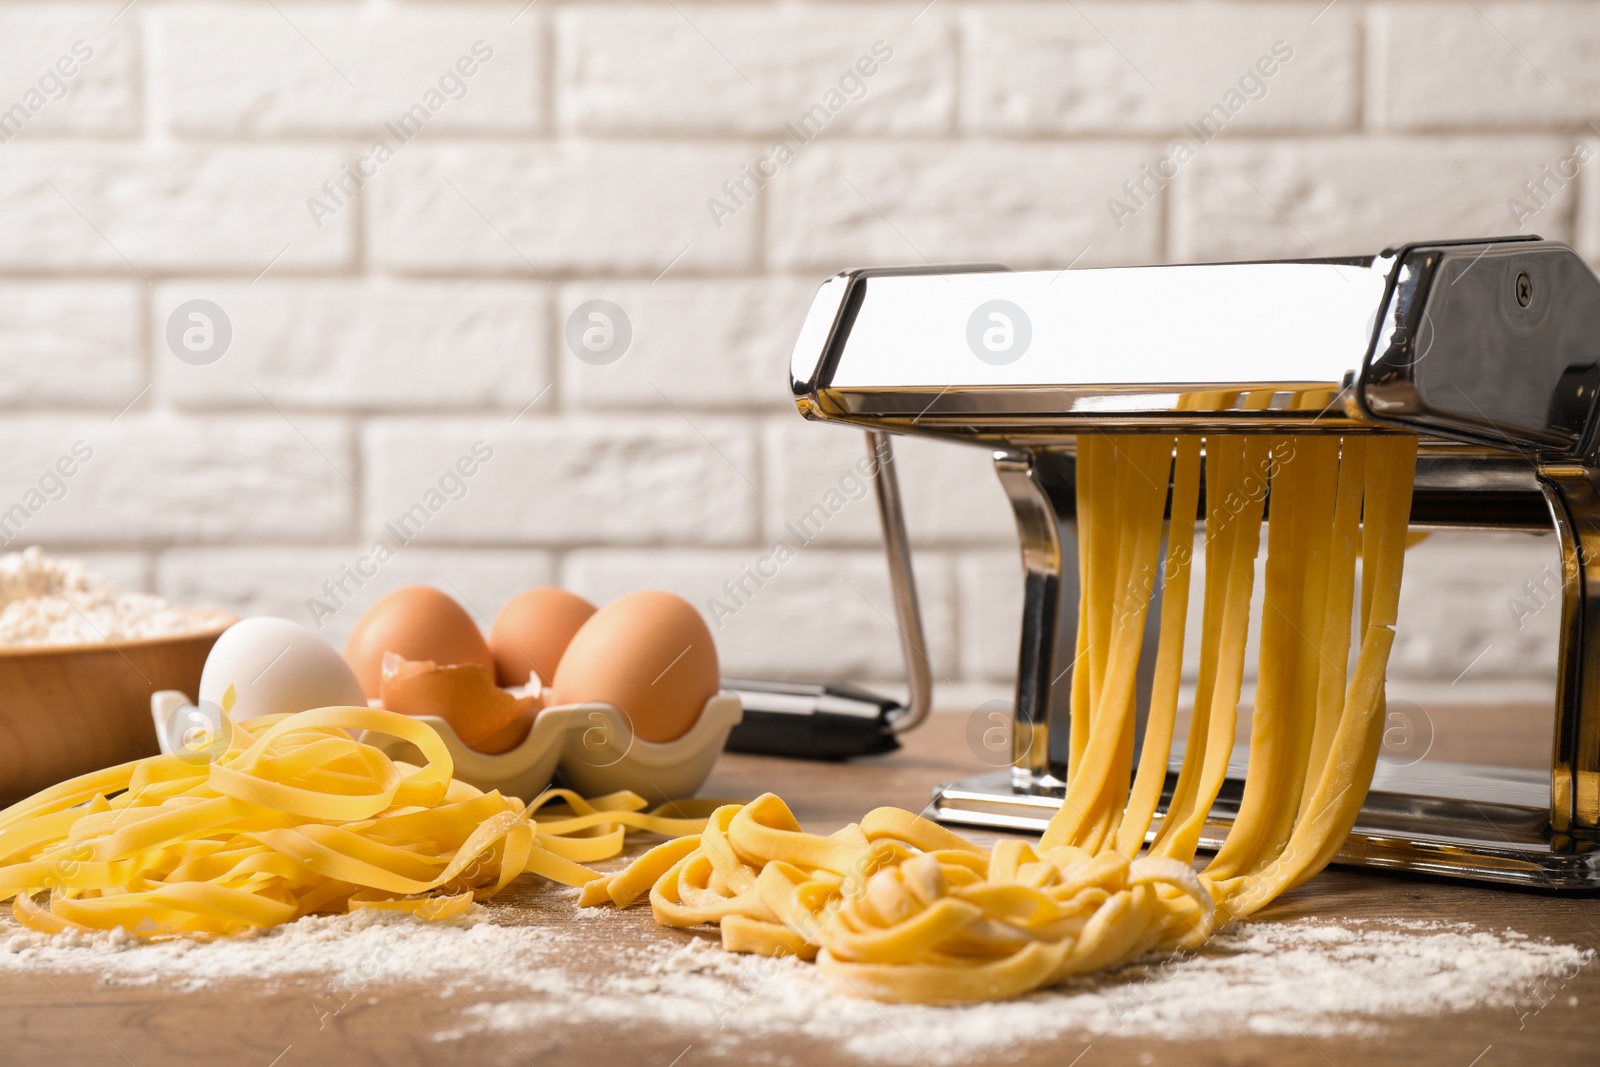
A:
0,416,354,547
369,143,759,275
763,421,1016,547
563,548,957,683
1376,2,1600,130
361,418,759,546
957,552,1023,684
559,279,816,410
153,4,541,135
0,146,353,273
0,283,142,407
556,6,952,134
1180,137,1577,262
154,280,549,411
964,2,1357,135
157,547,556,647
768,142,1165,271
0,5,138,139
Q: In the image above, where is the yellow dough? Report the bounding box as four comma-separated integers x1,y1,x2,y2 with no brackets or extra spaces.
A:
585,429,1419,1003
0,705,714,937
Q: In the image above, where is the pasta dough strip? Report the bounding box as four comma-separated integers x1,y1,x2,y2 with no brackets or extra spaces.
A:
1069,434,1118,780
1115,435,1201,856
586,429,1419,1005
3,427,1420,1003
1048,435,1172,851
0,707,710,937
1151,434,1269,864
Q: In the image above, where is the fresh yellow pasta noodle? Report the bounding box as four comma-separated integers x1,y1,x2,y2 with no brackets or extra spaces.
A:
0,706,713,938
0,428,1420,997
585,429,1419,1003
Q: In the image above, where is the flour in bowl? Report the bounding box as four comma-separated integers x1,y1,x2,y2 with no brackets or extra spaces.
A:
0,546,229,647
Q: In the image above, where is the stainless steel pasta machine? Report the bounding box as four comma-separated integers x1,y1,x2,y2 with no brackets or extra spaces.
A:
786,235,1600,890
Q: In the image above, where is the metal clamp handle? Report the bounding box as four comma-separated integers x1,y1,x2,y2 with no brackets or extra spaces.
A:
866,430,933,734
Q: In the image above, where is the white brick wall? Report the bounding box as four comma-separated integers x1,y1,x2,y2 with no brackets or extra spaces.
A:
0,5,138,136
0,283,141,405
559,279,812,410
962,3,1360,135
0,145,353,271
0,0,1593,708
1179,136,1583,261
154,280,551,410
0,415,355,544
1375,2,1600,130
769,141,1167,268
555,6,955,135
151,5,545,136
361,417,760,545
370,143,760,273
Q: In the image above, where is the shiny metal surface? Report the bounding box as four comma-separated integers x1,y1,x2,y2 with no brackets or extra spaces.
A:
929,763,1600,890
1362,240,1600,455
993,450,1069,787
1539,466,1600,837
822,260,1384,388
792,236,1600,889
792,238,1600,457
994,448,1164,785
867,431,933,735
788,273,850,389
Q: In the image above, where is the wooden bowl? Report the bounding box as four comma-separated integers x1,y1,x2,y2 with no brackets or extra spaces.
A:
0,616,235,804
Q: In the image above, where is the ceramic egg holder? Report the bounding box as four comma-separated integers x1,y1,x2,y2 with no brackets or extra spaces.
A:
151,690,744,806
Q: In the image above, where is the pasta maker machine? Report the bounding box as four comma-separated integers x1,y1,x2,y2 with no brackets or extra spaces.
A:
787,235,1600,890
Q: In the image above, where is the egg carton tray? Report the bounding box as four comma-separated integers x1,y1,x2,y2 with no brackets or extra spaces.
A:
150,692,744,805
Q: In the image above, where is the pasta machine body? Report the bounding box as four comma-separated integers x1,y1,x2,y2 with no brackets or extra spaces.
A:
788,236,1600,890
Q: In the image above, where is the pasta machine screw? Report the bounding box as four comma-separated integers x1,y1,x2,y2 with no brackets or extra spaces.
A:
1516,271,1533,307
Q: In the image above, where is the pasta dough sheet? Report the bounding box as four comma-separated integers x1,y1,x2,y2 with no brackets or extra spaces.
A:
585,431,1419,1004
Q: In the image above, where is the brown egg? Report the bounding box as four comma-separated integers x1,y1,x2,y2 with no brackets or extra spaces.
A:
489,588,598,687
343,586,493,699
549,590,719,744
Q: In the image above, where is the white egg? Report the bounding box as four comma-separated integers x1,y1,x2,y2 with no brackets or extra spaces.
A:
199,617,367,720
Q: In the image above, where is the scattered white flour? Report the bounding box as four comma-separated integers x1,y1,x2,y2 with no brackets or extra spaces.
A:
451,920,1595,1062
2,905,1590,1063
0,547,228,647
0,907,569,994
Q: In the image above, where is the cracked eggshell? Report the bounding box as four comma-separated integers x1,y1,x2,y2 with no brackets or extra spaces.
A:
343,586,493,699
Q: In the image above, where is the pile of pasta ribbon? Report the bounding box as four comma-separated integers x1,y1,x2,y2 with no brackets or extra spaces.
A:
0,705,713,937
583,428,1419,1003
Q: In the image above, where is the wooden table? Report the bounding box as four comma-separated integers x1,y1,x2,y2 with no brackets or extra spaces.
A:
2,713,1596,1067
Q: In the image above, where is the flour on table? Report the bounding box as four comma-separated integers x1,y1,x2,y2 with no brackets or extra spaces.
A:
0,907,574,994
453,919,1594,1062
2,906,1587,1063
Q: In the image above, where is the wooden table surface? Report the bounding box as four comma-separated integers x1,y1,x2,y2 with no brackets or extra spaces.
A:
2,712,1596,1067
